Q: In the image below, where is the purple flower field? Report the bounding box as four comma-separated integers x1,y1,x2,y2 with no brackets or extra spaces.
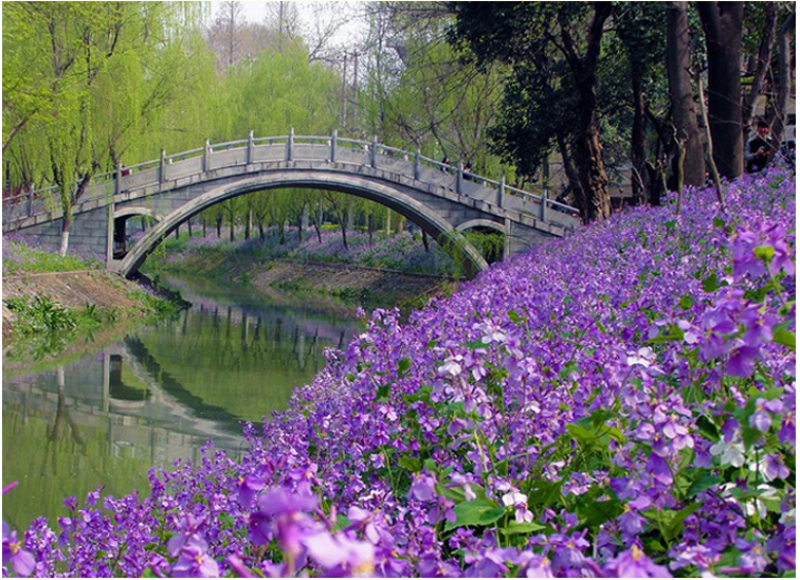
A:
3,167,795,577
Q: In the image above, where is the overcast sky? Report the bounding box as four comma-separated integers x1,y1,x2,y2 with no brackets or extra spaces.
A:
208,1,366,48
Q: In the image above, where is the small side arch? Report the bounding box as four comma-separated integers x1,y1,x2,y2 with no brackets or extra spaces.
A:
455,218,508,235
113,206,165,222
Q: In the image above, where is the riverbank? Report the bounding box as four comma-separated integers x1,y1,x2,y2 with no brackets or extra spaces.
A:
2,238,183,356
151,243,456,312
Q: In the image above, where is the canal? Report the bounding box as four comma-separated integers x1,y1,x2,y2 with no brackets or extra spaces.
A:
2,274,364,530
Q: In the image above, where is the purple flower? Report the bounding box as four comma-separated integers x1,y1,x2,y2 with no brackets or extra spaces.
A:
762,454,790,481
170,545,219,578
2,523,36,578
408,473,437,502
750,398,782,432
238,474,266,507
303,531,375,576
604,545,672,578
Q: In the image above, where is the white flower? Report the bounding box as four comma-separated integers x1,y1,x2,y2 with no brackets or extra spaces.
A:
438,356,463,377
626,347,656,368
709,438,746,467
475,320,507,344
502,491,527,507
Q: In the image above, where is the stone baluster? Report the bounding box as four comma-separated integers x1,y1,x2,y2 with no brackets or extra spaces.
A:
160,149,166,183
247,130,254,164
414,148,421,180
371,135,378,168
203,140,211,172
497,174,505,208
287,128,294,162
331,129,338,163
540,158,549,222
115,163,122,197
457,160,464,194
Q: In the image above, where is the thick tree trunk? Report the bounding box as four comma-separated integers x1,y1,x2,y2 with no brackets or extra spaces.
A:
698,2,745,179
630,74,648,204
422,229,430,253
667,1,706,186
229,217,235,242
187,219,193,238
216,216,222,238
742,3,777,138
559,2,612,221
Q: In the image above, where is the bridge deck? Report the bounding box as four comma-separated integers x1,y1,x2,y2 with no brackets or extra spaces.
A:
2,133,580,233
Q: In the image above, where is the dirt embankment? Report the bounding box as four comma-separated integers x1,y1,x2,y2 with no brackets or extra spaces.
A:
161,250,453,308
2,270,145,337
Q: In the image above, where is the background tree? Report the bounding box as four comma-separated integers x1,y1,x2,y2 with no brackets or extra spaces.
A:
697,2,745,179
665,1,706,187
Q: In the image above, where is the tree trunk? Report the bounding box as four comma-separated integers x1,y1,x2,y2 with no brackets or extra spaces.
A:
203,219,207,237
630,74,647,205
297,215,303,244
556,134,586,218
258,220,264,239
698,2,745,179
367,213,374,245
338,213,348,250
175,224,180,240
187,218,193,238
216,216,222,238
768,14,794,151
667,1,706,186
229,216,235,242
245,210,251,240
422,229,430,253
742,3,777,138
575,84,611,221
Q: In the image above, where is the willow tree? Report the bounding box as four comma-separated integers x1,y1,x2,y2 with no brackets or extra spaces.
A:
3,2,210,255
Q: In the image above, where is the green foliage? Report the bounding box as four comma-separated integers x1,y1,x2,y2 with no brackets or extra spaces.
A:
3,242,103,275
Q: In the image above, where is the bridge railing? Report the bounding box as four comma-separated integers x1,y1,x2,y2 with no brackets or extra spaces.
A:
3,131,580,228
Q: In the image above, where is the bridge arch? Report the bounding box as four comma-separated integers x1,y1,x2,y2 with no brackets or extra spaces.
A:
115,171,489,278
113,206,165,222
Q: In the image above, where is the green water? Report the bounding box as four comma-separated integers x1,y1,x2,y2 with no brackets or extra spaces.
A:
2,274,363,530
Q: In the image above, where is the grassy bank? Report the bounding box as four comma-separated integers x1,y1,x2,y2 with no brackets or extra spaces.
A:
3,238,183,359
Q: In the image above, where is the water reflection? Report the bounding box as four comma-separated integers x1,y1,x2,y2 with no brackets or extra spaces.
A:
3,276,362,529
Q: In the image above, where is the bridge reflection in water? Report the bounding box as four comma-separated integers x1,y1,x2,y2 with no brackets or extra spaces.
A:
2,278,362,530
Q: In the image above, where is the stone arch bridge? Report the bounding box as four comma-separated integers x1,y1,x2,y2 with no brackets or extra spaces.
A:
2,131,579,277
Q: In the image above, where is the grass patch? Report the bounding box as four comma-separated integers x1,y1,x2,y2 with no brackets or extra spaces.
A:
3,241,102,275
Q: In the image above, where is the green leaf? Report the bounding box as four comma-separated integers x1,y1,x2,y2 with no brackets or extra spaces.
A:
423,458,437,473
397,358,411,378
665,502,702,541
678,294,695,310
712,217,726,229
578,498,623,528
444,499,505,531
332,514,351,532
397,456,422,472
375,383,391,401
753,245,775,264
465,339,485,350
702,273,720,293
508,310,526,325
773,328,796,352
696,415,721,441
687,475,721,498
500,521,545,535
742,426,762,449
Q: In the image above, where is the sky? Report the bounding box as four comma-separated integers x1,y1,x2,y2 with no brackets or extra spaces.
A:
208,1,366,48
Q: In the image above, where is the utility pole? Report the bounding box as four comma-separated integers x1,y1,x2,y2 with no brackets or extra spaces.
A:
341,53,348,127
352,51,359,127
